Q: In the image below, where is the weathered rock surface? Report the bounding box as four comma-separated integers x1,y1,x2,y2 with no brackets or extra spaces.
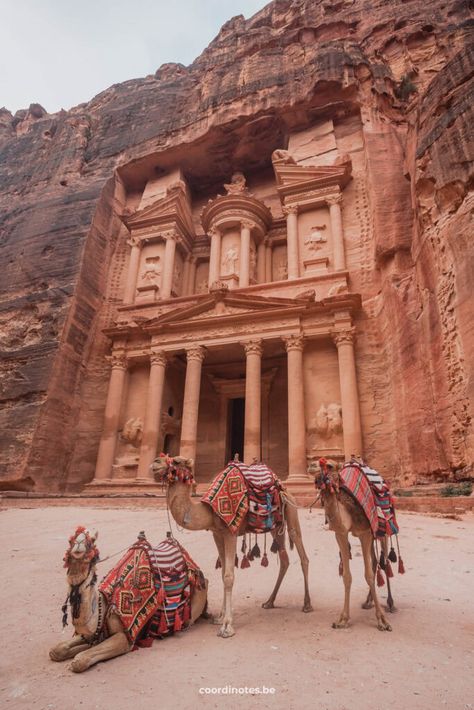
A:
0,0,472,490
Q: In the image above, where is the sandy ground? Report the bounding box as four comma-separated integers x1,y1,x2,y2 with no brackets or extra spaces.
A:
0,506,473,710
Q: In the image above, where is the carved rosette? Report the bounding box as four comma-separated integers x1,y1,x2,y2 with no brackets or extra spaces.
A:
332,329,355,347
242,340,263,357
283,334,304,352
150,350,168,368
186,345,206,363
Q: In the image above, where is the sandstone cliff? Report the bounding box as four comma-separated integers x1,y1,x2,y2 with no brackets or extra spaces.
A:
0,0,472,490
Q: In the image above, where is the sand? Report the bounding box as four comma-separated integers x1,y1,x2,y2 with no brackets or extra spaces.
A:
0,506,473,710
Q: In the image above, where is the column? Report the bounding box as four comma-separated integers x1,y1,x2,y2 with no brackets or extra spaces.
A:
243,340,263,463
257,240,266,283
265,239,272,283
208,227,222,288
328,194,346,271
283,205,300,280
182,256,191,296
123,237,141,304
161,233,177,299
333,329,362,459
239,221,252,288
188,257,197,295
94,351,127,480
136,351,168,480
179,345,206,464
283,334,308,481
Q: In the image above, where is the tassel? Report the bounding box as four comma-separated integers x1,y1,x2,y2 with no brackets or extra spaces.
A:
379,550,386,571
270,538,279,554
61,598,69,628
388,546,397,563
248,548,254,562
174,609,182,632
376,566,385,587
251,542,261,559
183,601,191,624
215,557,222,569
158,612,168,635
235,554,239,567
240,555,250,569
241,538,247,554
398,557,405,574
156,586,165,606
261,552,269,567
386,560,394,578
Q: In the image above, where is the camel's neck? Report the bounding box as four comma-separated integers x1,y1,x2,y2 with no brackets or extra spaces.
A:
66,566,101,639
322,491,343,527
167,481,214,530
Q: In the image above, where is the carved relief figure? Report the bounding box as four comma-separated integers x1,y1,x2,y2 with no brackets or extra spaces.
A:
141,256,161,285
120,417,143,448
327,402,343,436
275,255,288,280
249,245,257,281
271,149,296,165
172,264,182,294
196,278,209,294
315,404,328,436
224,171,247,195
223,246,239,275
304,225,327,252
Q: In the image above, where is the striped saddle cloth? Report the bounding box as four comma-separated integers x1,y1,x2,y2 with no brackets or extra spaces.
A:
240,462,283,533
339,461,399,538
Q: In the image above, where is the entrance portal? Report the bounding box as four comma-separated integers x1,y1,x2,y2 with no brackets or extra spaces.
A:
227,397,245,462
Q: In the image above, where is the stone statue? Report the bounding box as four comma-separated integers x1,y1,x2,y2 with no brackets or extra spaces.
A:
250,246,257,280
327,403,343,436
315,405,328,437
304,225,327,251
120,417,143,448
277,259,288,280
141,257,161,284
223,246,239,274
172,264,182,293
224,171,247,195
271,149,296,165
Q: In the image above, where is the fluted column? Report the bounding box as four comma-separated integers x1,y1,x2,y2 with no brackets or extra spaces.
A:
161,233,177,299
243,340,263,463
123,237,141,304
257,241,266,283
283,334,308,481
180,345,206,464
265,239,272,282
94,351,128,480
328,194,346,271
208,227,222,288
136,351,168,481
187,257,197,295
283,205,300,280
333,329,362,459
239,221,252,288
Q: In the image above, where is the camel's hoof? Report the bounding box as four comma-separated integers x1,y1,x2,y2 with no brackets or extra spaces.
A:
211,615,224,625
217,624,235,638
70,656,91,673
262,600,275,609
377,619,392,632
49,650,64,662
332,618,350,629
385,604,397,614
361,601,374,610
302,603,313,613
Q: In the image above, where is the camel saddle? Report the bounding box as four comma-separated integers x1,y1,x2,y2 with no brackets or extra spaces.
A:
339,461,399,538
201,461,283,534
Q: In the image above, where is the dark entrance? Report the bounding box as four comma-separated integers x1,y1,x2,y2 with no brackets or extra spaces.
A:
227,397,245,463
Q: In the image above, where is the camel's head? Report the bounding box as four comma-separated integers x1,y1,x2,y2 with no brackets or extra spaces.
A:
311,458,340,493
151,454,195,486
63,527,99,580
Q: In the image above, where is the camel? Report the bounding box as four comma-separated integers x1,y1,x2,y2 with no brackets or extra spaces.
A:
49,527,208,672
311,459,394,632
152,455,313,638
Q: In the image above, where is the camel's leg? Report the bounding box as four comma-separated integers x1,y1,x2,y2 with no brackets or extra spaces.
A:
382,537,396,612
69,632,130,673
212,532,226,624
286,505,313,612
332,531,352,628
261,528,290,609
49,635,90,662
360,531,392,631
362,543,377,609
190,579,209,624
217,532,237,638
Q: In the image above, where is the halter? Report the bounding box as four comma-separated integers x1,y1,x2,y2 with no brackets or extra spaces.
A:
313,458,340,494
61,527,100,629
157,454,195,486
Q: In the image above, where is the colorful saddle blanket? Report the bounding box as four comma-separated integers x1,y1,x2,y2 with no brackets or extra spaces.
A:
201,462,283,534
339,462,399,538
99,537,204,645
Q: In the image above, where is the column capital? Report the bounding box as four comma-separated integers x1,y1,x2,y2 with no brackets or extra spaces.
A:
208,226,221,238
327,193,343,206
162,229,179,243
242,339,263,357
186,345,206,363
126,236,141,248
283,204,298,216
108,351,128,370
283,334,305,352
150,350,168,367
332,328,355,347
241,219,254,231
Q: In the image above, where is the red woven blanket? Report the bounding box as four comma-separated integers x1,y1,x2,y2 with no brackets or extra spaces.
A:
339,462,398,538
201,463,249,534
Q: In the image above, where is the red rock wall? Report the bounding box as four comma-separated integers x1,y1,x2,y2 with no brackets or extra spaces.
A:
0,0,472,490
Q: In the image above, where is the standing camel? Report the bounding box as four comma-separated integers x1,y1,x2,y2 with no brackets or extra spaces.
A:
311,459,394,631
152,455,313,638
50,527,208,672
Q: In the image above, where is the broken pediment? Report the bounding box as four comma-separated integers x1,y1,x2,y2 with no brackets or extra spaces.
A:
273,154,352,202
122,183,194,239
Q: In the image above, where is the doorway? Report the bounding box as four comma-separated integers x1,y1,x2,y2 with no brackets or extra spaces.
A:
226,397,245,463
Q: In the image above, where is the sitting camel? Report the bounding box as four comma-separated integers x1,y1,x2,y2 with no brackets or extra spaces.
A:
311,459,395,632
50,527,208,672
152,455,312,638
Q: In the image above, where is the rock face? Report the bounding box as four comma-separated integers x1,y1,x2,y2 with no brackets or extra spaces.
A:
0,0,472,491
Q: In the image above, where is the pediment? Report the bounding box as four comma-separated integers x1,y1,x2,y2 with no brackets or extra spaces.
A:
122,186,194,237
273,159,352,198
